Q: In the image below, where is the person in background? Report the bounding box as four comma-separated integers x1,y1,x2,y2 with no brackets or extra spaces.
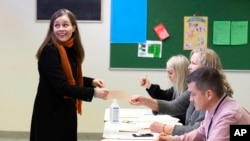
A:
157,67,250,141
140,54,189,125
30,9,109,141
129,48,233,136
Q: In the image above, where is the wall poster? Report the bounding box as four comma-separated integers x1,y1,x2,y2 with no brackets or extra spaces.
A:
184,16,208,50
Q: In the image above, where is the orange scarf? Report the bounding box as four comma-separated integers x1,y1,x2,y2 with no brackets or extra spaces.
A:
57,37,83,115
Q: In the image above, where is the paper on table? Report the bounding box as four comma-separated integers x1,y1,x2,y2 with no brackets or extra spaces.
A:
141,115,180,123
107,90,131,101
119,122,138,132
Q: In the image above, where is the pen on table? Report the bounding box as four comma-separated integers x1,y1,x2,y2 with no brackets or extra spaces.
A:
122,120,136,124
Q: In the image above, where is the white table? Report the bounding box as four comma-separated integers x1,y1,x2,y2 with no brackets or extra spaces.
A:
102,108,182,140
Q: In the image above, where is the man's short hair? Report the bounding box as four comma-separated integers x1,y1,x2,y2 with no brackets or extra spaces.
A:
186,67,224,96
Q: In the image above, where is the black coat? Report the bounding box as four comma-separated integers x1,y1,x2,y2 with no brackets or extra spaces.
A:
30,45,95,141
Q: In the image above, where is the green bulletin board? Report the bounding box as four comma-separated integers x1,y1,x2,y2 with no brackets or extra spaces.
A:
110,0,250,70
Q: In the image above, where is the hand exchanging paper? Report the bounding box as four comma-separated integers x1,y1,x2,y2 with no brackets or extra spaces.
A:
92,79,105,88
94,88,109,100
128,95,148,106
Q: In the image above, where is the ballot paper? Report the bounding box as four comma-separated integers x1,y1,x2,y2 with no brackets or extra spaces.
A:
118,115,182,132
118,122,140,132
140,114,180,123
107,90,131,101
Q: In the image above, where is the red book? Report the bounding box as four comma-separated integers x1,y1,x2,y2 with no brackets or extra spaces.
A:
154,23,170,40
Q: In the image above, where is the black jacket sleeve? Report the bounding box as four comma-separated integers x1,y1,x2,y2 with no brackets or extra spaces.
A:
38,45,95,102
146,84,174,100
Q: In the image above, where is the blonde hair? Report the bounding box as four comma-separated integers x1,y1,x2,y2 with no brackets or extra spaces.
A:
167,55,190,98
190,48,234,95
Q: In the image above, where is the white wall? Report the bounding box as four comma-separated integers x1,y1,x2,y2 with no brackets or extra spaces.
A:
0,0,249,133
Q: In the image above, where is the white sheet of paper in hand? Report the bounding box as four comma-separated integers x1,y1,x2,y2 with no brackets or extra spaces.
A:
108,90,131,101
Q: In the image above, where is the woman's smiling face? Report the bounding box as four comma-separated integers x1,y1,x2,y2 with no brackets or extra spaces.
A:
53,15,75,42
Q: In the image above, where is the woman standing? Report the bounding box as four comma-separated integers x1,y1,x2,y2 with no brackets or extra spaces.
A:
30,9,109,141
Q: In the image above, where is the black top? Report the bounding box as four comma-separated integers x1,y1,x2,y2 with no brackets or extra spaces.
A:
30,45,96,141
